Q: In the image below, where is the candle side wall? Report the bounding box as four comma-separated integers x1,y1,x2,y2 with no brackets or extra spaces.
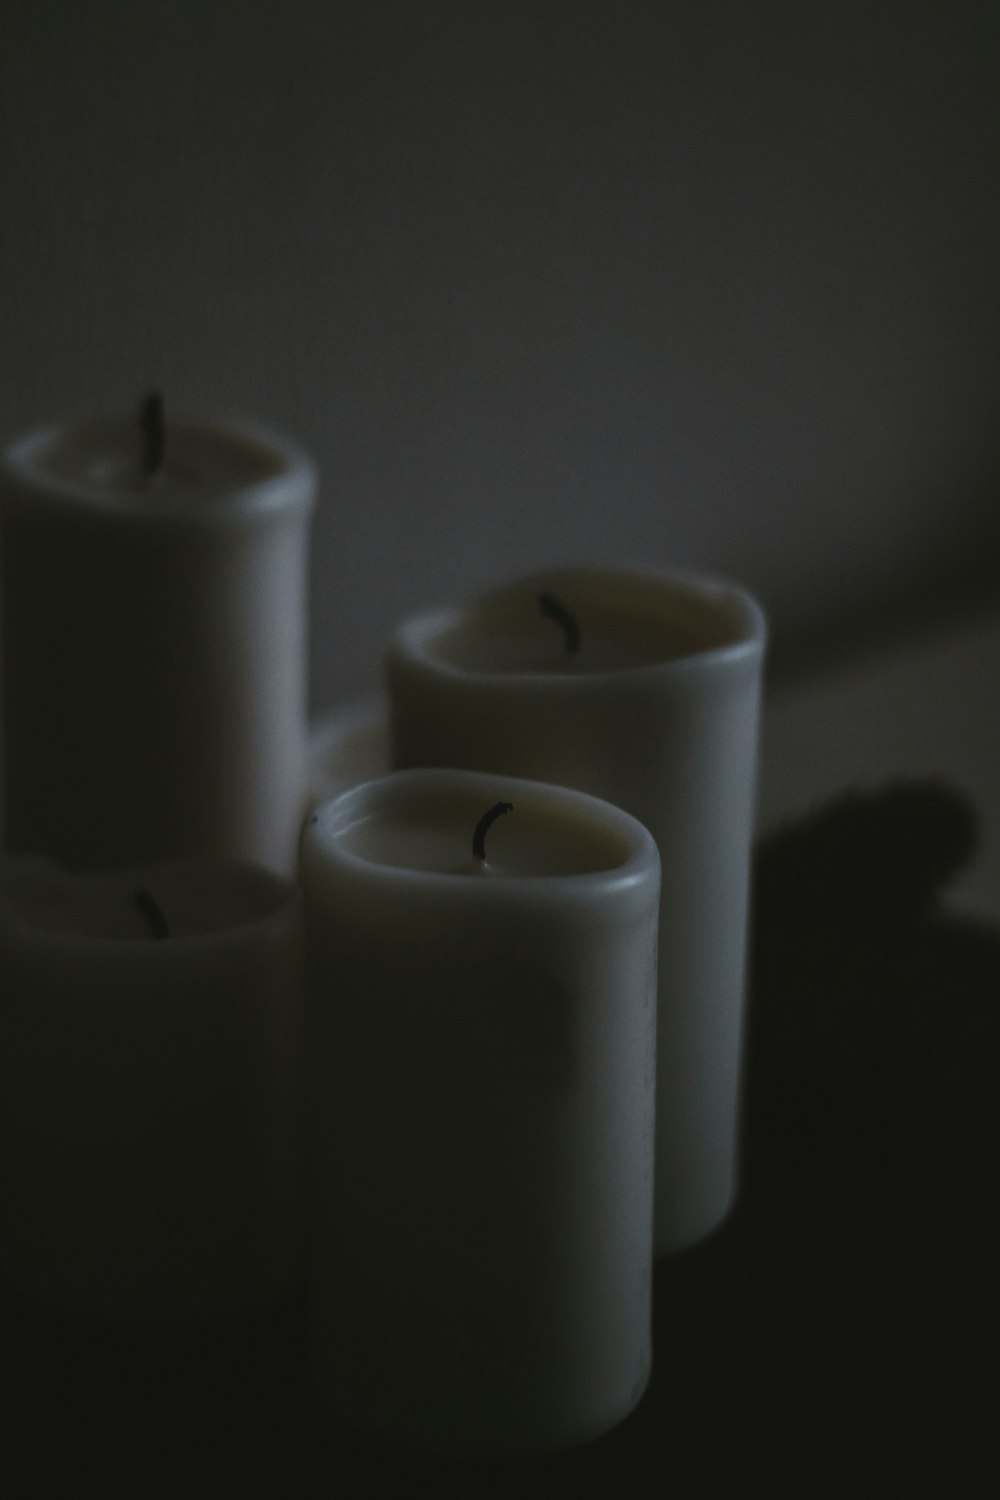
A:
300,777,659,1456
387,573,765,1255
0,452,314,873
0,867,305,1322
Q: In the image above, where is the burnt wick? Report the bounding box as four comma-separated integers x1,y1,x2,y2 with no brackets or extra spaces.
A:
538,592,580,654
473,801,513,862
135,887,170,940
140,390,166,476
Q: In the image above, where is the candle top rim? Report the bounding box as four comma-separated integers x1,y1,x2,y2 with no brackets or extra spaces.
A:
1,415,316,526
391,567,766,682
303,768,660,890
0,855,299,947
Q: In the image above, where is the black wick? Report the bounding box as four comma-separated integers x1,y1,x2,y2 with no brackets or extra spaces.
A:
135,887,170,940
140,391,166,476
538,592,580,654
473,801,513,862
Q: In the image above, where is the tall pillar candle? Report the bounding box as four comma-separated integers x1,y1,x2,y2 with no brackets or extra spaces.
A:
301,769,659,1458
0,406,315,873
386,568,766,1256
0,856,303,1322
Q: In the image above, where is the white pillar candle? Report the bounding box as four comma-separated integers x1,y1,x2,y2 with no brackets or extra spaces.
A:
0,855,303,1323
386,568,766,1257
0,405,315,873
301,768,659,1458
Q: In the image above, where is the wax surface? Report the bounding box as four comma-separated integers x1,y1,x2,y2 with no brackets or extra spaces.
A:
302,768,660,1457
0,853,303,1323
1,412,314,872
388,567,766,1258
415,574,751,676
17,418,294,516
330,794,634,879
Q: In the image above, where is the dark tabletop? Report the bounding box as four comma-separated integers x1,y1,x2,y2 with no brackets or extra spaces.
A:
3,794,998,1497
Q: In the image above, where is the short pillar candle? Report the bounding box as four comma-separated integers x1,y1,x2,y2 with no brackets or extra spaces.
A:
0,405,315,873
301,768,660,1458
0,856,304,1323
387,568,766,1256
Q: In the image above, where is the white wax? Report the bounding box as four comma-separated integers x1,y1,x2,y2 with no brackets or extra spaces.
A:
0,414,315,873
301,769,660,1458
429,581,738,674
386,567,766,1257
0,856,303,1324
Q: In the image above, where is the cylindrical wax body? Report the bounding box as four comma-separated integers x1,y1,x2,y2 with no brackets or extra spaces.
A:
0,856,303,1323
0,415,315,873
386,568,766,1256
301,769,660,1458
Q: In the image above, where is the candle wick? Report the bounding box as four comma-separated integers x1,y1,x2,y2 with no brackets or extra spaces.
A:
473,801,513,862
135,887,170,939
140,390,166,477
538,592,580,654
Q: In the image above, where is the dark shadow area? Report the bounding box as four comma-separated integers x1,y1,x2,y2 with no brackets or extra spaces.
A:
2,783,998,1495
766,536,1000,691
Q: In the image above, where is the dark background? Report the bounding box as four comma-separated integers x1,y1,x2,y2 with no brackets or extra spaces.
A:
2,7,999,1490
2,1,998,705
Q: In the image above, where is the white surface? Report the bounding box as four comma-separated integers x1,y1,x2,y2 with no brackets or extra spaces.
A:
1,415,315,874
302,769,658,1457
0,856,303,1323
759,606,1000,903
387,569,765,1256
